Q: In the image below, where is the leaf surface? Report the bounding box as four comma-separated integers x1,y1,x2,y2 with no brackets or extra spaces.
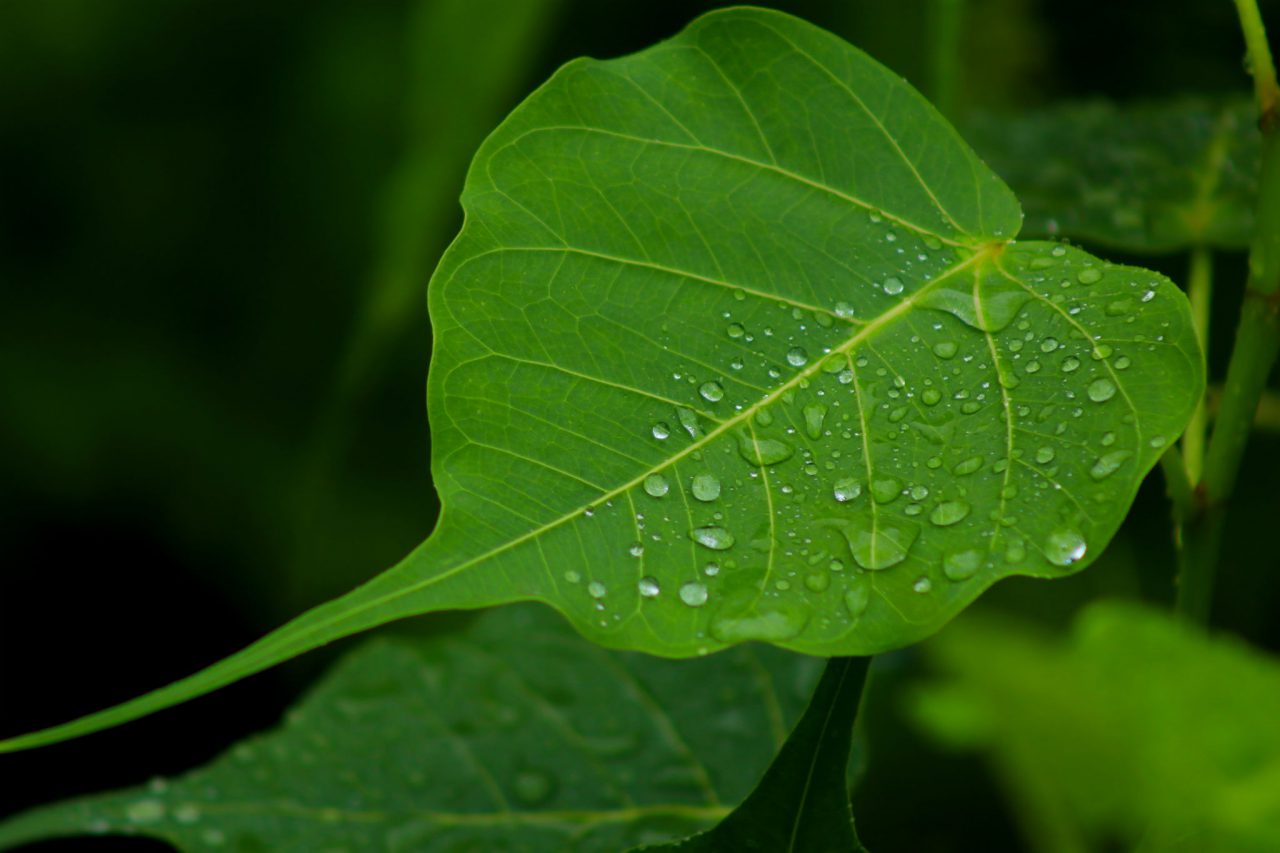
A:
635,656,870,852
0,605,820,851
968,98,1259,252
0,6,1203,751
911,603,1280,850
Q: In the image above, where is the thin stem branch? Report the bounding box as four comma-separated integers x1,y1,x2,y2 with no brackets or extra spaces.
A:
1182,248,1213,482
1176,0,1280,623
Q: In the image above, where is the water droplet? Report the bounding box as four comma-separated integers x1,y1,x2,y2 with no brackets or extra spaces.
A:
1090,450,1133,481
727,323,746,339
588,580,607,598
679,582,709,607
844,585,870,617
736,429,794,465
691,472,721,502
652,422,670,440
933,341,958,359
629,543,645,558
690,526,735,550
710,600,806,642
910,484,930,501
643,474,669,497
638,577,661,598
1025,359,1042,374
1061,356,1081,373
1051,245,1067,257
930,500,971,526
952,455,983,476
1077,268,1103,284
871,477,903,504
704,561,721,576
883,277,904,295
917,274,1029,332
833,478,862,502
943,549,982,581
922,388,942,406
173,803,201,824
804,572,830,592
803,403,827,439
564,570,582,584
1106,298,1134,316
786,346,809,367
699,381,724,402
1087,378,1117,402
1149,435,1167,448
834,301,857,319
839,518,919,570
1035,446,1056,464
1045,528,1087,566
1039,337,1060,353
913,576,933,594
676,406,703,438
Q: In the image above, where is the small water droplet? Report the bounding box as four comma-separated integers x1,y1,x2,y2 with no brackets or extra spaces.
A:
679,581,709,607
1039,337,1060,353
514,770,554,805
943,549,982,581
736,429,794,465
691,472,721,502
652,422,670,440
643,474,669,497
1077,268,1103,284
704,561,721,577
804,572,830,592
786,346,808,367
933,341,958,359
871,477,903,504
930,500,971,526
803,403,827,439
1061,355,1081,373
844,585,870,617
127,800,166,824
676,406,703,438
1035,446,1056,464
690,526,735,550
922,388,942,406
1087,378,1117,402
952,455,983,476
913,576,933,594
629,542,645,557
564,570,582,584
883,276,904,295
727,323,746,339
638,577,661,598
588,581,607,598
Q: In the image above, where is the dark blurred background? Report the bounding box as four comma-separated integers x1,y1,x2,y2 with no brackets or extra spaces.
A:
1,0,1277,850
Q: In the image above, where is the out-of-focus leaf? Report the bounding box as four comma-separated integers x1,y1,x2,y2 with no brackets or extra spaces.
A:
0,4,1203,754
636,657,869,852
911,602,1280,851
969,99,1259,252
0,605,821,851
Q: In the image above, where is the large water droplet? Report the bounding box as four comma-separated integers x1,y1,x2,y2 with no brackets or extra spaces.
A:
1045,528,1087,566
883,276,904,295
1077,267,1103,284
1035,446,1056,464
833,478,863,502
679,581,709,607
1061,355,1081,373
786,346,809,367
699,381,725,402
871,477,903,504
803,403,828,439
839,518,919,570
930,500,971,526
804,572,830,592
736,429,794,465
917,272,1030,332
922,388,942,406
943,549,982,581
690,526,735,550
844,585,870,617
710,598,807,642
1087,378,1117,402
1089,450,1133,481
652,422,670,440
952,455,983,476
676,406,703,438
643,474,669,497
932,341,958,359
638,577,661,598
691,472,721,502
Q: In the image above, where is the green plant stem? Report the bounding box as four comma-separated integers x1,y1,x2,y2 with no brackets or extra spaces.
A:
1176,0,1280,623
1182,248,1213,483
928,0,963,119
1160,447,1194,532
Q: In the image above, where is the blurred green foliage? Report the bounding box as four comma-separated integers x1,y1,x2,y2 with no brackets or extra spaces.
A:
1,0,1278,850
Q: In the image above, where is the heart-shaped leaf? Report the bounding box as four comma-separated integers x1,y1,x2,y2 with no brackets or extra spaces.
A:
0,605,821,851
968,98,1259,252
0,6,1202,752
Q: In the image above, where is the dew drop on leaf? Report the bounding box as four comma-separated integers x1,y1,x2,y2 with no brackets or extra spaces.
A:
699,381,725,402
803,402,827,438
652,422,670,440
1077,267,1103,284
786,346,809,367
1035,446,1056,464
736,429,794,465
1089,450,1133,480
638,577,661,598
1045,528,1087,566
588,581,607,598
1088,378,1117,402
833,478,862,502
689,526,735,550
871,477,903,504
679,582,709,607
643,474,669,497
929,500,971,526
691,472,721,502
844,585,870,618
943,549,982,581
932,341,958,359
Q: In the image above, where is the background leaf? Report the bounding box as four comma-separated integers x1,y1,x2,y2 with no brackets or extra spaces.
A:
0,4,1203,753
636,656,869,852
910,602,1280,851
968,98,1259,253
0,605,821,851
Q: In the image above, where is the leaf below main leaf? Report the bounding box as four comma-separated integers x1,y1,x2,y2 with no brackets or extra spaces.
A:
0,5,1203,753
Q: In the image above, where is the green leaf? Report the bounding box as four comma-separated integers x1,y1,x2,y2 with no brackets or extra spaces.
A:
0,605,821,851
911,603,1280,851
634,657,870,853
968,98,1259,252
0,6,1203,752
